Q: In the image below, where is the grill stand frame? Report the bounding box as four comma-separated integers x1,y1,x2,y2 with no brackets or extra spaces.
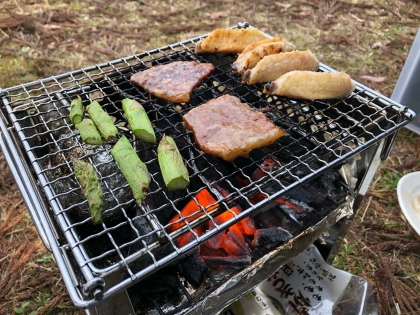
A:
0,22,415,314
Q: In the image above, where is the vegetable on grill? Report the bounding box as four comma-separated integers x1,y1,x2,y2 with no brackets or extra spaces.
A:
69,96,84,125
111,135,150,203
121,98,156,143
158,135,189,190
75,119,103,145
86,100,118,141
73,159,103,225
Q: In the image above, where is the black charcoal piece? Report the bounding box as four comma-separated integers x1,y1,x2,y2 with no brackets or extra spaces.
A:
278,199,314,223
202,255,251,269
305,169,340,194
140,267,178,294
51,139,133,223
127,209,175,275
286,186,326,208
252,227,293,247
127,266,179,310
177,250,207,288
128,208,159,255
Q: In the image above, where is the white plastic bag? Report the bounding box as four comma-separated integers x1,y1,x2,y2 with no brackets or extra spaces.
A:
258,245,378,315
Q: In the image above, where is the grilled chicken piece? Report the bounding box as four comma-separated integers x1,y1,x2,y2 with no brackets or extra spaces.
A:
130,61,214,103
183,95,284,162
242,50,319,84
263,71,356,100
232,37,295,74
195,28,269,54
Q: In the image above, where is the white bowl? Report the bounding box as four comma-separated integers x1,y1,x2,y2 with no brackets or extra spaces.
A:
397,171,420,236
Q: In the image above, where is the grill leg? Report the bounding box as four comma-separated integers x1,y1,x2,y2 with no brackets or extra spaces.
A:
85,272,135,315
321,140,384,264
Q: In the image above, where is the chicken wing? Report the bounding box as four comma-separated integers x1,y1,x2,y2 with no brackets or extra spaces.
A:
232,37,295,74
242,50,319,84
195,28,269,54
263,71,356,100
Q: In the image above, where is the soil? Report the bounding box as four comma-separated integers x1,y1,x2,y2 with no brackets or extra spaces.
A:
1,0,420,314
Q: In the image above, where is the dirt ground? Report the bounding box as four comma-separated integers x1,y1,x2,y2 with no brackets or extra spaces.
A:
0,0,420,314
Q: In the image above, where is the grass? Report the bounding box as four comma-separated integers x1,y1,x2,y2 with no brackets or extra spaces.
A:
13,302,31,314
332,242,357,272
0,0,420,314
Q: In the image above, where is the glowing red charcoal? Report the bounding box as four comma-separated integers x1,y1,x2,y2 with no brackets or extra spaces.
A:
167,188,256,254
206,221,225,249
205,208,237,249
223,224,250,256
205,207,254,254
166,189,217,233
212,185,256,236
177,229,203,248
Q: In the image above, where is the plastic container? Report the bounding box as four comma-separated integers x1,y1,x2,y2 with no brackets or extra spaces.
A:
397,171,420,236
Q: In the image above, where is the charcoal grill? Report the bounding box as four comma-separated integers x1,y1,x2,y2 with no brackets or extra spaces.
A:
0,23,415,314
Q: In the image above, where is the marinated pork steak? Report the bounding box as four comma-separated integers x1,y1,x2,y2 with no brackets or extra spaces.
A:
130,61,214,103
183,94,284,162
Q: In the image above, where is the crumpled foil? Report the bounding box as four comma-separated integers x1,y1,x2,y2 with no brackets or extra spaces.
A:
180,199,353,315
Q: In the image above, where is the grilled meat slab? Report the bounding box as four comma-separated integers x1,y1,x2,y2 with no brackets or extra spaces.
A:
183,95,284,161
263,71,356,100
232,37,295,74
195,28,269,54
130,61,214,103
242,50,319,84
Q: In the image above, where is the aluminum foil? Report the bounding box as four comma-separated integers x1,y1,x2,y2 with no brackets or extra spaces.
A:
180,199,353,315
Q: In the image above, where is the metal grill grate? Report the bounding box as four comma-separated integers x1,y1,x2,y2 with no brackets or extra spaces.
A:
0,24,415,309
